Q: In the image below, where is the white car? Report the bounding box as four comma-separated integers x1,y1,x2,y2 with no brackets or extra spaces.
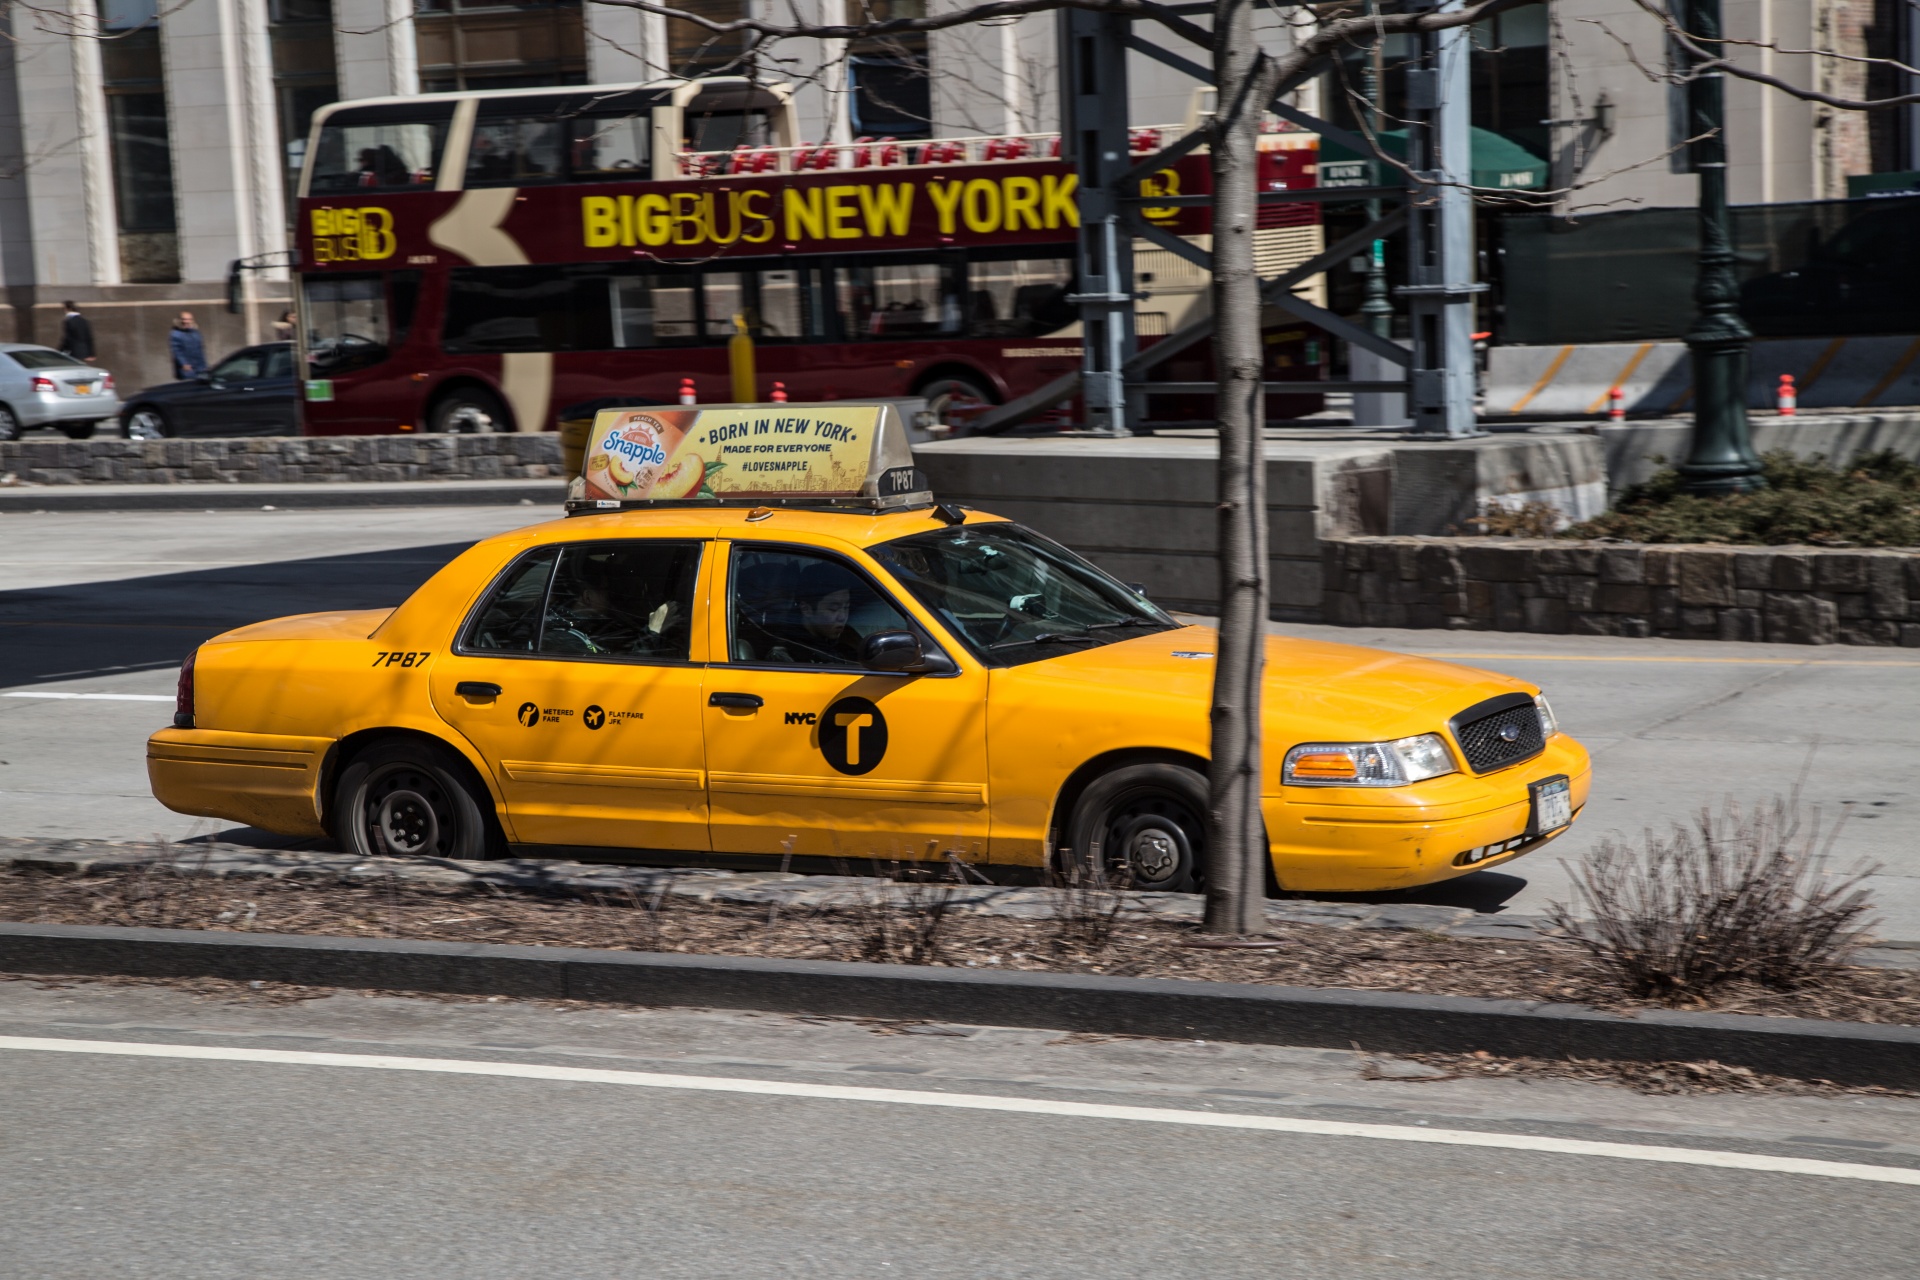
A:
0,344,120,440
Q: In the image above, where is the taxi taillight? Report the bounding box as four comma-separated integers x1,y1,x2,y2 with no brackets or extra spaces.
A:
174,649,196,728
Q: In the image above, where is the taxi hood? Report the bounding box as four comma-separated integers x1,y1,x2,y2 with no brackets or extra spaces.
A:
1013,625,1533,741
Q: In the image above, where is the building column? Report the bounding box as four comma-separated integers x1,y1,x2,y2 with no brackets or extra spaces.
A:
160,0,287,294
585,0,668,82
334,0,419,101
11,1,119,286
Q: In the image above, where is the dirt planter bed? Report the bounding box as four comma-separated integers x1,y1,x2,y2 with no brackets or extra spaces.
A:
2,868,1916,1090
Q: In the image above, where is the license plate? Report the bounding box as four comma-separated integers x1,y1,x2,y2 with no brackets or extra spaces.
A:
72,383,94,395
1527,774,1573,836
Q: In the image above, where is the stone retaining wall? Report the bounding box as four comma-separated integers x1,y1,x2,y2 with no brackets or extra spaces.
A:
1322,536,1920,646
0,434,565,485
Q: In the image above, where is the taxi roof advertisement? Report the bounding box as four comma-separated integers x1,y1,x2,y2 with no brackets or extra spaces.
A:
583,404,890,503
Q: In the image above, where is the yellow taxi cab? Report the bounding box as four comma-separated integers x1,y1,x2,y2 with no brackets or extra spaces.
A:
147,402,1590,894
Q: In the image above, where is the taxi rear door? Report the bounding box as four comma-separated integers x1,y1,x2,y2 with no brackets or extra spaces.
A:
701,539,990,862
429,537,712,852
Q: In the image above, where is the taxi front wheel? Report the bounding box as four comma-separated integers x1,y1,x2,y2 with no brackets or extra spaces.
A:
1067,764,1209,894
335,741,502,861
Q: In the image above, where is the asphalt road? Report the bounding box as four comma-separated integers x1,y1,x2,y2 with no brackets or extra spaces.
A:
1,978,1915,1279
2,504,1916,934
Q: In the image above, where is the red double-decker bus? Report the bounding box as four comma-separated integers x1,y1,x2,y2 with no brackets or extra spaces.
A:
293,77,1324,435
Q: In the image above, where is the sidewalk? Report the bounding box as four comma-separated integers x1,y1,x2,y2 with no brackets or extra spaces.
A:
0,478,564,512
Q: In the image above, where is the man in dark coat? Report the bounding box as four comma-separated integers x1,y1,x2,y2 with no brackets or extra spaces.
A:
169,311,207,379
59,302,95,363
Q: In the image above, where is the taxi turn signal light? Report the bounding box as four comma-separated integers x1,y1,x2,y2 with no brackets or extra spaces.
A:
1282,733,1457,787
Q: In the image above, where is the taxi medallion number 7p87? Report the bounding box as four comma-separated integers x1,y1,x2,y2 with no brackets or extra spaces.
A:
147,403,1590,893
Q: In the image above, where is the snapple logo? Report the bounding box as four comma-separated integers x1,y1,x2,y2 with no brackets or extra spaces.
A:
601,427,667,469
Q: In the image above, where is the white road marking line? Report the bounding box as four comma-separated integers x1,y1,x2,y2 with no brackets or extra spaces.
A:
2,692,173,702
3,1035,1915,1187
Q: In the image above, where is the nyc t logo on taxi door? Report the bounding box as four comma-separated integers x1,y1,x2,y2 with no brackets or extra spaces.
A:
819,696,886,775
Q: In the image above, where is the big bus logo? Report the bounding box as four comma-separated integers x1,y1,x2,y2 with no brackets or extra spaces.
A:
309,207,397,262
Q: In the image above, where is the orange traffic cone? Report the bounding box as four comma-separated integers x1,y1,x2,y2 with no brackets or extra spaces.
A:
678,378,697,406
1777,374,1797,416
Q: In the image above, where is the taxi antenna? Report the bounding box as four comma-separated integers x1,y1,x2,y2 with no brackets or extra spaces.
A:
931,502,967,526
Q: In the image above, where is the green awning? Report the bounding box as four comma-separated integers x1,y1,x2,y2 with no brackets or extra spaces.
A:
1319,127,1548,192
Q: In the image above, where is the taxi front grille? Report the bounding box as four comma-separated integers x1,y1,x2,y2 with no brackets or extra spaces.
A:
1450,694,1544,774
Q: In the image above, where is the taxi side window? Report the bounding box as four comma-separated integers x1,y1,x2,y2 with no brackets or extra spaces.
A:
729,547,913,668
462,547,559,653
538,541,702,661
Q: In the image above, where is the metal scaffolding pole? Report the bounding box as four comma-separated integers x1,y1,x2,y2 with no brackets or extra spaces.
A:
1399,0,1482,437
1060,8,1140,436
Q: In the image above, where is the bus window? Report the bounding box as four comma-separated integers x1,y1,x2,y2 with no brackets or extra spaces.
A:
684,109,772,155
308,104,452,194
967,257,1075,338
704,272,746,340
570,113,650,180
611,273,699,347
755,269,805,340
466,119,567,187
835,262,960,339
303,273,392,373
443,266,615,352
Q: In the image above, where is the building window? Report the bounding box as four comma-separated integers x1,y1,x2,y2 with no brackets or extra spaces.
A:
415,0,588,92
269,0,340,206
848,0,930,140
666,0,753,76
100,0,178,283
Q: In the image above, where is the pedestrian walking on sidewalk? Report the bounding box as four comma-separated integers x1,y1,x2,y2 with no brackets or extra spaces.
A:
59,301,95,364
170,311,206,380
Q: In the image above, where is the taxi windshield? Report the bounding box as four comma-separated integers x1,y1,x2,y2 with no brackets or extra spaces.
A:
871,522,1176,664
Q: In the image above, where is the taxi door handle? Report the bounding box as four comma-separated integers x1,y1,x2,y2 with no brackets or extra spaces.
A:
456,681,503,698
709,692,763,709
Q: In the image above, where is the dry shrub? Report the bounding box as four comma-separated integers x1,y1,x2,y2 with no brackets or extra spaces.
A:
100,849,211,929
1464,499,1564,538
1049,864,1130,953
1549,799,1878,1003
848,864,958,965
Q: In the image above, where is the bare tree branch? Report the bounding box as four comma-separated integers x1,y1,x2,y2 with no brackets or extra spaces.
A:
1628,0,1920,110
591,0,1219,54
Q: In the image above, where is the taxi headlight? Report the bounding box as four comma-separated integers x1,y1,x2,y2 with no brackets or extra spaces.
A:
1282,733,1458,787
1535,694,1558,738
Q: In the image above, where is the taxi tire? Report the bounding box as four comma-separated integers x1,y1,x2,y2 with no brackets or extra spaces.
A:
335,740,503,862
1067,763,1209,894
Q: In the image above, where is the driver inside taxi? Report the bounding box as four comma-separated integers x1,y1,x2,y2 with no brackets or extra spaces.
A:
763,563,866,666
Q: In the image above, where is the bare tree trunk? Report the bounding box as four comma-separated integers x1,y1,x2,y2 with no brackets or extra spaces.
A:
1202,0,1268,936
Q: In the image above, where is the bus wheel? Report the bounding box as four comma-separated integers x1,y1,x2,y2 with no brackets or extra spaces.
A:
918,374,994,434
428,387,506,434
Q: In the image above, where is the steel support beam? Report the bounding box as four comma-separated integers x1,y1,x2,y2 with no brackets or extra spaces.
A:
1399,0,1483,436
1061,8,1140,434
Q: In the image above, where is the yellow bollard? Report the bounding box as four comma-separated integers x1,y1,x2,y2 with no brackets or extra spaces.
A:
729,313,757,404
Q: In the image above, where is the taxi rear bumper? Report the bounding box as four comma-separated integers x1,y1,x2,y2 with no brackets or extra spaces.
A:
1263,736,1591,893
147,728,333,837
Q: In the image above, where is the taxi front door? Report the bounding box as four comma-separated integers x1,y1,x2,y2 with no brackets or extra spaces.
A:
701,541,990,862
428,538,711,853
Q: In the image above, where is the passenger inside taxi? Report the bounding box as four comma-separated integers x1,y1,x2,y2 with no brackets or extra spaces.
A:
732,551,916,667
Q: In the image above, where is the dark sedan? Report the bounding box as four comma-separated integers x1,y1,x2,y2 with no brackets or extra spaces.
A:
120,342,299,438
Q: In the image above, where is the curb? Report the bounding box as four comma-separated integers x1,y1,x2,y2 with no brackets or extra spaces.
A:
0,479,566,512
3,922,1916,1090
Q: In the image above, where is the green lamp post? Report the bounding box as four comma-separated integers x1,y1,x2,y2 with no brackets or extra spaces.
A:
1676,0,1766,494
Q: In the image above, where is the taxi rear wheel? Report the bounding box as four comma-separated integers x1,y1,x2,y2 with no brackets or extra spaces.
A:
336,741,500,861
1066,764,1209,893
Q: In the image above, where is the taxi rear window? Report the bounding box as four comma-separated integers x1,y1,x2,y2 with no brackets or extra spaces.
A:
462,541,701,661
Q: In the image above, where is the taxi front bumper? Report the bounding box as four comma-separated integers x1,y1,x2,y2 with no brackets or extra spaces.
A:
148,727,332,836
1263,735,1592,893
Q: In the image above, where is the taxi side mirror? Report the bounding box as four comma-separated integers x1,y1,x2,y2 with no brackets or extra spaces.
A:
863,630,948,674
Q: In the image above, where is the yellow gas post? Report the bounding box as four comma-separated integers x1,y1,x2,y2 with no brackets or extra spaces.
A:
729,313,757,403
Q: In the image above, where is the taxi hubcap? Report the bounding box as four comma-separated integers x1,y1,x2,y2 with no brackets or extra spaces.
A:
364,765,449,856
1127,827,1180,879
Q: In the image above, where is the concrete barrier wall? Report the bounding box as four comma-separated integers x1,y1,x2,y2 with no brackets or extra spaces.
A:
1596,412,1920,495
1323,537,1920,647
916,434,1605,619
1487,337,1920,418
0,434,566,486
